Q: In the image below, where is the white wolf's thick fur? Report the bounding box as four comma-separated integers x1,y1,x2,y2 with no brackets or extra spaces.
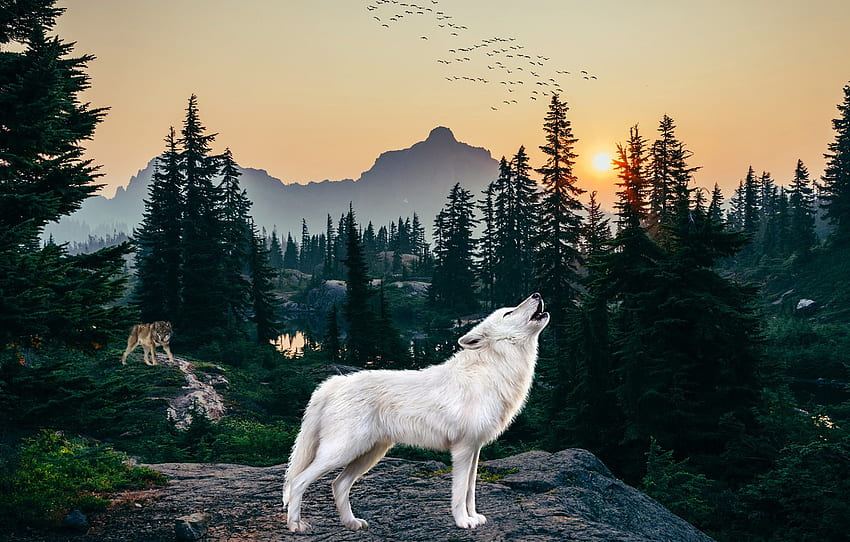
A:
283,293,549,532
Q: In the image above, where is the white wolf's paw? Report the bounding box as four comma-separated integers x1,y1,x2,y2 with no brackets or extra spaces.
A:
472,513,487,525
287,519,311,533
343,518,369,530
455,515,482,529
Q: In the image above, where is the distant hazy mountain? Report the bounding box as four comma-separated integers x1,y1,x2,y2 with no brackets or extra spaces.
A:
47,126,499,244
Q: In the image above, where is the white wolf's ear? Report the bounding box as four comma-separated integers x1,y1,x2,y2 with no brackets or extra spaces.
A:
458,330,486,350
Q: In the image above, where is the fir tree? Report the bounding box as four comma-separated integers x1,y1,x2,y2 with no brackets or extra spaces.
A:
341,205,378,366
430,183,478,312
248,221,280,344
177,94,226,339
217,147,252,330
534,94,584,320
788,159,816,254
648,115,700,231
477,180,498,310
267,229,284,270
133,127,183,322
821,82,850,244
299,219,311,272
0,0,131,351
582,191,612,256
283,233,298,269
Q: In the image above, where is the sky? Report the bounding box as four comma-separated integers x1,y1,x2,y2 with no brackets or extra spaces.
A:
54,0,850,208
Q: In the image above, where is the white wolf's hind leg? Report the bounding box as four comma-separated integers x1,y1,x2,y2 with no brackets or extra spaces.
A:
332,441,392,530
286,443,360,533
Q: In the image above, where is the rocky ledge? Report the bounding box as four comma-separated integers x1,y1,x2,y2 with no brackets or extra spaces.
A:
16,449,713,541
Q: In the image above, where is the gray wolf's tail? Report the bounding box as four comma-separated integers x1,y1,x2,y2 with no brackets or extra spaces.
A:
282,396,323,506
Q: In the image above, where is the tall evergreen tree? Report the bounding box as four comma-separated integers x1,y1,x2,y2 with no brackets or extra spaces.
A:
821,82,850,244
788,159,816,254
299,219,311,272
217,147,252,330
492,146,540,306
267,229,284,270
533,94,584,321
477,179,498,310
430,183,478,312
177,94,226,339
582,191,612,256
133,127,183,322
248,221,280,344
341,205,379,366
0,0,131,351
648,115,700,234
283,233,298,269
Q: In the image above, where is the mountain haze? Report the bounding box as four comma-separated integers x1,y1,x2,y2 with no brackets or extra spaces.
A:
48,127,499,243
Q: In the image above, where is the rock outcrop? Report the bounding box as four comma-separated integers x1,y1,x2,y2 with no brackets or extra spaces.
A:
17,449,713,541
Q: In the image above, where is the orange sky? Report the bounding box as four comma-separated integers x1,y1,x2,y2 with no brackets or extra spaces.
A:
55,0,850,208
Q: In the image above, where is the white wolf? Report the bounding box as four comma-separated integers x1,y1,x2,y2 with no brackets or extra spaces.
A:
282,293,549,532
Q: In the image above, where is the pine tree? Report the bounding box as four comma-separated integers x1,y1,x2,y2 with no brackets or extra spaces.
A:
248,221,280,344
299,219,311,272
324,214,336,277
267,229,284,270
742,166,761,235
582,191,612,256
217,147,252,330
133,127,183,322
491,146,540,306
648,115,700,231
177,94,226,339
0,0,131,351
341,205,379,366
477,180,498,310
283,233,298,269
788,159,816,254
821,82,850,244
430,183,478,312
534,94,584,320
708,183,725,225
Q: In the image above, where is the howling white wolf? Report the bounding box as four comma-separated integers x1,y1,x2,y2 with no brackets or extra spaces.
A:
283,293,550,532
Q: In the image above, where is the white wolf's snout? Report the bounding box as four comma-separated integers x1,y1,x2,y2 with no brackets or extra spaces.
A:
283,295,548,533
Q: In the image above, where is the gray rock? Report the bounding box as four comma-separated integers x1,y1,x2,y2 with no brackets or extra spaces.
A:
61,509,89,533
175,512,211,541
10,450,713,541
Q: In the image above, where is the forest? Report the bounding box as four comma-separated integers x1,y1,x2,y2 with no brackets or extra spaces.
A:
2,1,850,540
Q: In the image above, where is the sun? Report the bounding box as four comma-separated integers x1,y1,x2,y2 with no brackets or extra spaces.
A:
592,151,613,172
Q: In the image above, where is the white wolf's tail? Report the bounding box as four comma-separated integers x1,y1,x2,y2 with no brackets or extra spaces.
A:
282,396,323,506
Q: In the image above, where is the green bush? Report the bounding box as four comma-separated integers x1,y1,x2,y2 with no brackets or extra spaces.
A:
641,437,715,528
0,430,166,527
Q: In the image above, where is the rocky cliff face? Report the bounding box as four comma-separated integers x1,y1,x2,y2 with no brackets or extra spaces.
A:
21,449,713,541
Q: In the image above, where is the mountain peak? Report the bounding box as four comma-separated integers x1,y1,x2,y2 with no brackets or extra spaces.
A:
426,126,456,143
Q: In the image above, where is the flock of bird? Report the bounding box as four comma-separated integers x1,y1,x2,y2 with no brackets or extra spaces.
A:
365,0,598,111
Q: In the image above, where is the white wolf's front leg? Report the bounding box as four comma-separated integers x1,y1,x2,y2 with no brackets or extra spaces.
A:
451,444,483,528
465,447,486,525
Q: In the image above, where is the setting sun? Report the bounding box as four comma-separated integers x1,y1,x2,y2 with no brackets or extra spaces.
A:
592,151,613,172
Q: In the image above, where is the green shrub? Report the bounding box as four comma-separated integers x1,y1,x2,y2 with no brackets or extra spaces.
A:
0,430,166,527
641,437,715,528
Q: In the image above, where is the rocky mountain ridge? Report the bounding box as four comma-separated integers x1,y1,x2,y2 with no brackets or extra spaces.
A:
47,126,499,244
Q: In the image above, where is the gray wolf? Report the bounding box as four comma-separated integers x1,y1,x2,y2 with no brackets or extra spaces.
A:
283,293,549,532
121,321,174,366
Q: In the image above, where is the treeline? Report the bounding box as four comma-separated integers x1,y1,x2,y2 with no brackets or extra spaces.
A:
131,96,280,344
262,213,432,279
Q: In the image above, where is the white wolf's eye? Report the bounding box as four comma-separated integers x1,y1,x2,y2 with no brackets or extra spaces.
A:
503,311,513,318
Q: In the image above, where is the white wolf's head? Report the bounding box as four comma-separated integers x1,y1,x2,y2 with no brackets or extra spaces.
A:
458,293,550,352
